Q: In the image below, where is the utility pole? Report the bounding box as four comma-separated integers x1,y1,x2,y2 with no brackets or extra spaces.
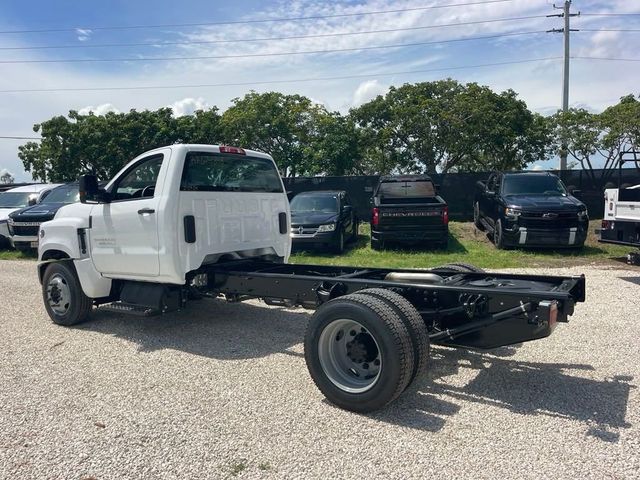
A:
548,1,580,170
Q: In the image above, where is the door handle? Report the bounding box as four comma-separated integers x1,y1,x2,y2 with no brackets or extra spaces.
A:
138,208,155,215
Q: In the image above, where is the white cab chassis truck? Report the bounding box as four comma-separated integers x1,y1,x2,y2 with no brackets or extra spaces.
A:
598,184,640,265
38,144,586,412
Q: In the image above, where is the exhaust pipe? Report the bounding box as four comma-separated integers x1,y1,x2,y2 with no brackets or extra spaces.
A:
384,272,444,284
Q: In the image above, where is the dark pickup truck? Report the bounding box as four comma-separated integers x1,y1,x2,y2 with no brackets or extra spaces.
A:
474,172,589,249
370,174,448,250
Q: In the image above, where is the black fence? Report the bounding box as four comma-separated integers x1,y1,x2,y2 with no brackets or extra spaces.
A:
283,169,640,221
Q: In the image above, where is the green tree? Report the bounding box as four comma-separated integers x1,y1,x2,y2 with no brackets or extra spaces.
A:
19,107,222,182
351,79,551,174
552,95,640,188
221,91,328,177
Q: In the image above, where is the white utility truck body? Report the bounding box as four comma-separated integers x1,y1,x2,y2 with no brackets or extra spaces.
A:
39,144,290,298
599,184,640,264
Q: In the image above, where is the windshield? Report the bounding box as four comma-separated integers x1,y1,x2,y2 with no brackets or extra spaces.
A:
44,185,79,204
180,152,283,193
0,192,34,208
502,176,567,196
290,194,338,214
379,180,435,198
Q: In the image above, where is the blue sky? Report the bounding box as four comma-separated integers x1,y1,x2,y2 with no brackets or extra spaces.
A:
0,0,639,180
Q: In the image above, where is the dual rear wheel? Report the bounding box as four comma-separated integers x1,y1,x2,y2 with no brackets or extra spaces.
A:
304,288,430,412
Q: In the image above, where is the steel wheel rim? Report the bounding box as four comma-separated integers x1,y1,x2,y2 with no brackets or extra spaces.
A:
318,319,382,393
46,273,71,315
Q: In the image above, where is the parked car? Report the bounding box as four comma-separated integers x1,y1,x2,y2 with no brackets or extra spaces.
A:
370,174,448,250
474,172,589,249
0,184,60,247
290,190,358,253
8,183,79,252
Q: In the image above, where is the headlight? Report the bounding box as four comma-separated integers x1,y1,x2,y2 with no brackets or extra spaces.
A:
578,209,588,220
317,223,336,232
505,207,521,218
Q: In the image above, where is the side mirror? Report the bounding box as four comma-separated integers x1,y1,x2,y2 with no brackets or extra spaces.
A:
79,174,110,203
343,205,352,213
486,190,496,197
28,196,37,206
570,189,582,196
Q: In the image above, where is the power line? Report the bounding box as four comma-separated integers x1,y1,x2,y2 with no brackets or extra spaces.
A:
0,57,561,94
0,29,547,65
0,0,514,34
573,56,640,62
0,135,41,139
581,12,640,17
0,23,544,51
578,28,640,32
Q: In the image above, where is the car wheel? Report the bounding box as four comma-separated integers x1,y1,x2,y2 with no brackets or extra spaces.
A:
474,202,484,230
42,261,93,326
371,238,382,251
494,219,506,250
332,230,345,254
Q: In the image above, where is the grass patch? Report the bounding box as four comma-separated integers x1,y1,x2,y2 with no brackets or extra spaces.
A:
290,220,631,269
0,249,37,261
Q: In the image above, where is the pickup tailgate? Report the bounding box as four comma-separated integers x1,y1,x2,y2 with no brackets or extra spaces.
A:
377,199,446,230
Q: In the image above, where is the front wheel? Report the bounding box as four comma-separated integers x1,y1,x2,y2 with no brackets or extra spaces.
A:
473,202,484,230
332,230,345,254
493,219,506,250
42,262,92,326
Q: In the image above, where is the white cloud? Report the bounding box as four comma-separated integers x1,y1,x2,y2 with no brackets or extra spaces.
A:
75,28,92,42
168,97,210,117
352,80,388,107
531,164,545,171
77,103,120,116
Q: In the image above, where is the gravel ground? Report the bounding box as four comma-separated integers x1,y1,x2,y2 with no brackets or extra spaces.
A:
0,260,638,480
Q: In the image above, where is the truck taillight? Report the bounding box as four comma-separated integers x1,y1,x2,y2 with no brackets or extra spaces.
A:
602,220,612,230
372,207,379,226
442,206,449,225
219,146,246,155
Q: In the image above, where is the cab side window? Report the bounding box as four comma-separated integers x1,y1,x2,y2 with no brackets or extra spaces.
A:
112,154,164,201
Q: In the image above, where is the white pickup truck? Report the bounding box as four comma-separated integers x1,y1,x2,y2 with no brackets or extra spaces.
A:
38,144,586,412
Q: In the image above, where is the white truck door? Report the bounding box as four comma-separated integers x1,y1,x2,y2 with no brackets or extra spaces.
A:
89,153,166,277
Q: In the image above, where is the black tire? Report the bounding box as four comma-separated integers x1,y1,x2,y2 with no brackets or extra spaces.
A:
371,238,382,251
332,230,345,254
42,261,92,326
356,288,429,389
432,263,485,274
304,293,415,412
493,219,506,250
351,220,359,242
473,202,484,230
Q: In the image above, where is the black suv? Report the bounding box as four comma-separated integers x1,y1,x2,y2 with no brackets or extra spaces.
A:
474,172,589,249
8,183,79,252
290,190,358,253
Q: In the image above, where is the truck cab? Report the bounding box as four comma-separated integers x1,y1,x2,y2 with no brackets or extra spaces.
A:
38,144,290,323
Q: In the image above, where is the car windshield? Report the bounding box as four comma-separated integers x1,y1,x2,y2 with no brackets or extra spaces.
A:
0,192,33,208
502,176,567,196
290,194,338,214
379,180,435,198
44,185,79,204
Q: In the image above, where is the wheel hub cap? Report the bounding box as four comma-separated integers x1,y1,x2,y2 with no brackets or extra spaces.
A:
47,274,71,315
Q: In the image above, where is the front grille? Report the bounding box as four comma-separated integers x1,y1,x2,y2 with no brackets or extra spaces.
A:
12,225,39,236
291,225,320,236
519,213,579,229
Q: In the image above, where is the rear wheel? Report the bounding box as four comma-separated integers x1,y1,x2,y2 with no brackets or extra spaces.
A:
304,293,414,412
356,288,429,389
42,262,92,326
432,263,485,274
371,238,383,251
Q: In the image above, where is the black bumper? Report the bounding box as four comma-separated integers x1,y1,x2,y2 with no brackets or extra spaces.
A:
502,224,588,247
291,231,340,249
371,227,448,245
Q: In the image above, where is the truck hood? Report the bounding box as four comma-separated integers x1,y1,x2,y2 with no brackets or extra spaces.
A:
504,194,585,212
291,212,338,226
0,208,18,221
9,203,66,222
